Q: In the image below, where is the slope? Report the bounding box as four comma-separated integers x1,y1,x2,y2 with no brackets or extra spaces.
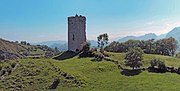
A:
1,53,180,91
0,38,59,60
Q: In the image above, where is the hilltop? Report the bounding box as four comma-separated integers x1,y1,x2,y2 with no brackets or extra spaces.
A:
0,38,60,61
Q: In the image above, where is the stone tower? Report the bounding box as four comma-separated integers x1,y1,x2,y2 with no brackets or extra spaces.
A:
68,14,86,51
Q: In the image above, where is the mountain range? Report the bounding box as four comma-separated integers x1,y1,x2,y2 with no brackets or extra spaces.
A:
166,27,180,43
33,40,98,51
33,26,180,51
118,33,166,42
118,27,180,43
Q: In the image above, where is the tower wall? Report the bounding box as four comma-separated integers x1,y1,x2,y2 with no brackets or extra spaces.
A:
68,15,86,51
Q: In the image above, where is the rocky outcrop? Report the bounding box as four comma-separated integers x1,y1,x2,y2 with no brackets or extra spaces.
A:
0,50,19,61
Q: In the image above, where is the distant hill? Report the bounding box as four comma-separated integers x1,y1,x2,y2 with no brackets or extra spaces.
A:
32,40,68,51
0,38,26,56
0,38,26,60
166,27,180,50
33,40,98,51
166,27,180,43
157,34,167,40
0,38,59,61
32,40,66,47
118,33,166,42
88,40,98,48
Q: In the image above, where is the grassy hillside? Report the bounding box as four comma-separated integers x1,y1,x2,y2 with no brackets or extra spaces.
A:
1,53,180,91
108,52,180,68
0,38,26,55
0,38,60,60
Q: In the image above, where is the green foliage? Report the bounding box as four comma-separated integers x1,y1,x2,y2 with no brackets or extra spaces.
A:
81,42,91,52
150,59,166,70
97,33,109,53
20,41,27,45
176,53,180,58
105,37,178,56
125,47,143,69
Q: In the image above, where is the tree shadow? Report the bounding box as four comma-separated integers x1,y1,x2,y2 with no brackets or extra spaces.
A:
147,67,167,73
49,78,60,89
121,69,142,76
53,51,78,60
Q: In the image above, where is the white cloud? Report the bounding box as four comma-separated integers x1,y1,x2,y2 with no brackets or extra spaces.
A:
146,21,154,25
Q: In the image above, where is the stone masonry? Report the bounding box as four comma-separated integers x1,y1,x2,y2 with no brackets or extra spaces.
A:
68,14,86,51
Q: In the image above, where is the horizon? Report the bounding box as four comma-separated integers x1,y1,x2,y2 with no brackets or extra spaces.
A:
0,0,180,42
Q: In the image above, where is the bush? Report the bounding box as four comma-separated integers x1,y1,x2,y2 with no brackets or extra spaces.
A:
91,54,104,62
176,53,180,58
49,78,60,89
10,62,16,68
177,67,180,74
125,47,143,69
150,59,167,72
79,51,95,58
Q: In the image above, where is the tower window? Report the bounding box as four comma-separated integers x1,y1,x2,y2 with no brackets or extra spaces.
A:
73,34,75,40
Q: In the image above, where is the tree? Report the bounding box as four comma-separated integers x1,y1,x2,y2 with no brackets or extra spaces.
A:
27,43,30,45
15,41,19,44
125,47,143,69
166,37,178,56
144,39,155,54
97,33,109,53
79,42,95,58
20,41,27,45
81,42,91,52
150,59,167,72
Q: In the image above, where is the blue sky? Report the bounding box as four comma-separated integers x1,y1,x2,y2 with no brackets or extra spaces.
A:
0,0,180,42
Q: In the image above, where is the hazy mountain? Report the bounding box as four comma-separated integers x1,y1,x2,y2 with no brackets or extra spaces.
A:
32,40,66,47
157,34,167,39
118,33,160,42
32,40,68,51
87,40,98,48
166,27,180,50
33,40,99,51
166,27,180,42
50,43,68,51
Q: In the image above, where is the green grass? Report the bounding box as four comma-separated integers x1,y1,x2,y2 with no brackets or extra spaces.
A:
1,53,180,91
107,52,180,68
0,60,16,74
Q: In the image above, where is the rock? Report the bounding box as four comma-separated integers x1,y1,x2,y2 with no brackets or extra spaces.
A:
49,78,60,89
0,50,19,61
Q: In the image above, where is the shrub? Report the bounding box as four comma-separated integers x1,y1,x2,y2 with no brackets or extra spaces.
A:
150,59,167,72
10,62,16,68
49,78,60,89
176,53,180,58
90,48,97,52
91,54,104,62
177,67,180,74
125,47,143,69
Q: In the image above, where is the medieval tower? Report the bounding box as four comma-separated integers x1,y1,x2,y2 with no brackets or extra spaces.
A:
68,14,86,51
